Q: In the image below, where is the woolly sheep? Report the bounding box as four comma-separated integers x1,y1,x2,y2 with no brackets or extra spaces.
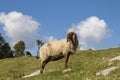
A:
39,31,79,74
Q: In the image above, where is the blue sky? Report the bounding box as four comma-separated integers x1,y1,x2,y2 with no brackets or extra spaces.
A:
0,0,120,55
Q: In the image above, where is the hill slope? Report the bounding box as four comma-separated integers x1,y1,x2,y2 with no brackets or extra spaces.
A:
0,47,120,80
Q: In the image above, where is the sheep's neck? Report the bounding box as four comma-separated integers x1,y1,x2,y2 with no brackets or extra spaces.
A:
69,40,76,52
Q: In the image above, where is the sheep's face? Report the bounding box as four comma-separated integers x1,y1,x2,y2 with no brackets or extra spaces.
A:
67,32,79,49
67,32,77,42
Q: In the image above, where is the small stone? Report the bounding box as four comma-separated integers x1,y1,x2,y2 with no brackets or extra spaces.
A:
62,68,72,73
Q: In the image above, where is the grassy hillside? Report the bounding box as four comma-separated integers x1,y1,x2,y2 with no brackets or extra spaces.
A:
0,47,120,80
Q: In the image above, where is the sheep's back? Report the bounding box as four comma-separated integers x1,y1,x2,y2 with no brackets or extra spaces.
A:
40,39,70,61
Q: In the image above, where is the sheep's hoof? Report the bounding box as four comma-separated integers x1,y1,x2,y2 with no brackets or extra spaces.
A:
62,68,71,73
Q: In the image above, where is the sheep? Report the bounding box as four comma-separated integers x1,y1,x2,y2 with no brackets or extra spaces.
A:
39,31,79,74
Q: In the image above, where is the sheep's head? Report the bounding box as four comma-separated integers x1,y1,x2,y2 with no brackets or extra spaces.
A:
67,31,79,49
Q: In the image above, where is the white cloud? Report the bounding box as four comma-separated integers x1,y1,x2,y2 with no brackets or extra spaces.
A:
0,11,40,49
44,36,57,42
69,16,110,50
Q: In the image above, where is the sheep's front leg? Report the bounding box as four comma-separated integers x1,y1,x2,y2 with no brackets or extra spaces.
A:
63,53,72,73
64,53,70,69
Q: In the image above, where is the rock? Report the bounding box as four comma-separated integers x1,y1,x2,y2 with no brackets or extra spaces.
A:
109,55,120,66
62,68,71,73
96,66,119,76
109,55,120,61
22,70,40,78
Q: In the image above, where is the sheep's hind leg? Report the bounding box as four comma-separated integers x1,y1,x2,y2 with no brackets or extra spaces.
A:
40,60,49,74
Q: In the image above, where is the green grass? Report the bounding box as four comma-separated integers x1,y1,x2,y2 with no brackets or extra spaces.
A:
0,47,120,80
